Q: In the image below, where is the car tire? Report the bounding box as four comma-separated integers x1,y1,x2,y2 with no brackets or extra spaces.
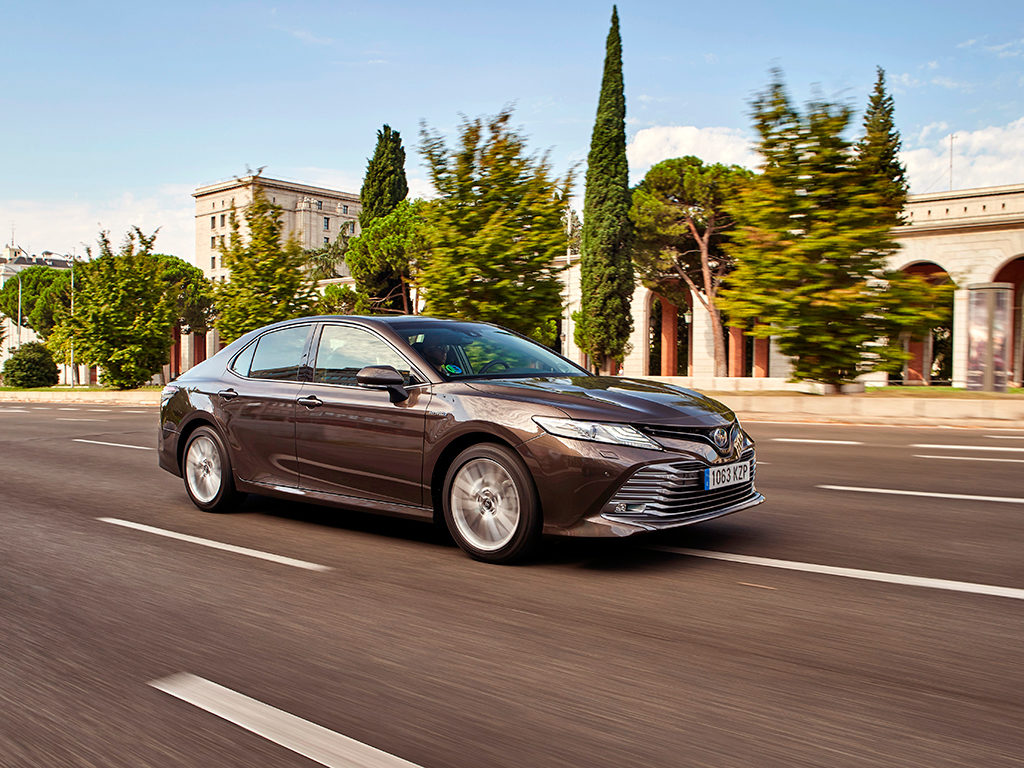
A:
182,426,239,513
442,443,541,564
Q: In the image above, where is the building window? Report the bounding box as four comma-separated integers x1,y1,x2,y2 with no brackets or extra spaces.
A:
220,235,226,247
316,200,323,210
342,205,348,214
324,236,329,245
210,216,215,229
323,217,330,230
349,222,356,234
211,255,217,270
211,236,216,248
220,214,226,227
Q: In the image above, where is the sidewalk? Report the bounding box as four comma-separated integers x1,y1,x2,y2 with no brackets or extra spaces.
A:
2,387,1023,427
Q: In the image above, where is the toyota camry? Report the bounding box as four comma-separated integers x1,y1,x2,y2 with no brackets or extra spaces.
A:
158,316,764,563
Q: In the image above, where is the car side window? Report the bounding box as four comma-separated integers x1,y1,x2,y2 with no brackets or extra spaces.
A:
247,325,311,381
313,325,419,386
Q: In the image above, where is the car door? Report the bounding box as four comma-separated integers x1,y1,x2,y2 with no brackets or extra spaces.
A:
294,323,431,507
217,323,313,488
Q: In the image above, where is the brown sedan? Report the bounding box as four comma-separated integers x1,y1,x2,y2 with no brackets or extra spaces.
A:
158,316,764,563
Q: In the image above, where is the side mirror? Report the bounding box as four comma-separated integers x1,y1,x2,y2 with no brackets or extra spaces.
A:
356,365,410,403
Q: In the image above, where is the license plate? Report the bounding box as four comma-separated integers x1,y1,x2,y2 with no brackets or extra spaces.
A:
704,460,752,490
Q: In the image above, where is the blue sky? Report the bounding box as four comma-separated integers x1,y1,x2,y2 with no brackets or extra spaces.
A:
3,0,1022,261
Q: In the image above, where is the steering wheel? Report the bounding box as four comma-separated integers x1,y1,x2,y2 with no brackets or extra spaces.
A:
478,359,511,374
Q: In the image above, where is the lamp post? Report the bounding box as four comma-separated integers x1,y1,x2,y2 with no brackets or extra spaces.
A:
69,256,76,386
16,270,22,347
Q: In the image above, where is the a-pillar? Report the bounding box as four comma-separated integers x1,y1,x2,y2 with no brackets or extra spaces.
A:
660,301,678,376
728,327,745,377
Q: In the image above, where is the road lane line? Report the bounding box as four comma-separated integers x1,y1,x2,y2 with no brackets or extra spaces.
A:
911,443,1024,452
915,454,1024,464
0,408,30,413
985,435,1024,439
818,485,1024,504
771,438,864,445
655,548,1024,601
58,407,80,411
150,673,422,768
57,417,108,422
88,408,112,412
73,438,154,451
98,518,331,572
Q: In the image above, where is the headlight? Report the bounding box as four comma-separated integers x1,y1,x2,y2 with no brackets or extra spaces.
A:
160,385,178,407
532,416,662,451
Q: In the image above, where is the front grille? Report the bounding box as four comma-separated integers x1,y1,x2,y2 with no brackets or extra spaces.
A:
603,448,759,526
635,422,739,453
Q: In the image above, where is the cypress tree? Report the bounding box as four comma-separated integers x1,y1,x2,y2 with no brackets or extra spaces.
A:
359,124,409,227
856,67,908,227
575,6,633,373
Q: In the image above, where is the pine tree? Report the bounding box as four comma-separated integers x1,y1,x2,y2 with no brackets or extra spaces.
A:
418,108,571,345
719,72,895,388
575,5,633,373
215,185,317,342
857,67,908,227
630,157,752,376
359,124,409,227
345,200,429,314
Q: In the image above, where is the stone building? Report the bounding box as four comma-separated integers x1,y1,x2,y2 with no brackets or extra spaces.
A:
559,183,1024,389
193,175,361,283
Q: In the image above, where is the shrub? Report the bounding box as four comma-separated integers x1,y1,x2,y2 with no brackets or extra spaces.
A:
2,342,59,388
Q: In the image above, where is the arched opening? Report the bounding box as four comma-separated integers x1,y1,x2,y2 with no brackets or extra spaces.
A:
992,255,1024,387
898,261,955,385
648,292,691,376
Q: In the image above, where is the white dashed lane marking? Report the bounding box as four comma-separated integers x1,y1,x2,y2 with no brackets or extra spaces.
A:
656,547,1024,601
73,439,153,451
911,443,1024,453
150,674,423,768
771,438,864,445
98,518,331,572
914,454,1024,464
818,484,1024,504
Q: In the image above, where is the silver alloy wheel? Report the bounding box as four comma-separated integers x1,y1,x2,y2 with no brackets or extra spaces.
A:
185,434,222,504
449,458,521,552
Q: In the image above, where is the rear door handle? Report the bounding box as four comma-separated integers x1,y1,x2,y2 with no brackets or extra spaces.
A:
297,395,323,409
218,388,238,400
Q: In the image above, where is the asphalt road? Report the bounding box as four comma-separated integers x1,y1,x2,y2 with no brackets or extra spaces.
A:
2,405,1022,767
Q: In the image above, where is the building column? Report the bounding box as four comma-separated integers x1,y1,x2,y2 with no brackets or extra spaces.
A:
951,288,969,388
181,331,195,374
752,336,770,378
728,327,745,377
660,301,678,376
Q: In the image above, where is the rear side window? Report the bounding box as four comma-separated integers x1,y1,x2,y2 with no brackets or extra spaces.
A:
246,325,311,380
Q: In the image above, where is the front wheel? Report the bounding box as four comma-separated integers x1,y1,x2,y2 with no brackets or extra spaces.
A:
182,426,239,512
442,444,540,564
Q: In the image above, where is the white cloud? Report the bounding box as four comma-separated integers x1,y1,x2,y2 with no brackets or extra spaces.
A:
902,116,1024,193
892,72,922,89
626,125,759,183
930,76,971,91
3,190,194,264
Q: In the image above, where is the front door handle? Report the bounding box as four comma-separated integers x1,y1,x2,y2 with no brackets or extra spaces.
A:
297,395,323,409
218,388,238,400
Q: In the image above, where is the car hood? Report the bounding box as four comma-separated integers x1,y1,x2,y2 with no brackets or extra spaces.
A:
463,376,734,426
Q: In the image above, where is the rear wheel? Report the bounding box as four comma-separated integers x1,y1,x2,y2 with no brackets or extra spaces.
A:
442,444,540,564
182,426,239,512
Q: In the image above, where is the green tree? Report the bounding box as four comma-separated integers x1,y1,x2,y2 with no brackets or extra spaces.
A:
359,124,409,227
64,228,176,389
418,107,571,344
2,341,58,388
719,72,898,388
0,265,69,339
630,157,752,375
318,283,371,315
154,253,214,334
345,199,430,314
856,67,908,227
215,185,318,342
304,230,353,282
562,206,582,255
575,5,633,372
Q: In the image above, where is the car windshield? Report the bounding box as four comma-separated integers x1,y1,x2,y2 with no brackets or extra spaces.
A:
391,321,590,380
